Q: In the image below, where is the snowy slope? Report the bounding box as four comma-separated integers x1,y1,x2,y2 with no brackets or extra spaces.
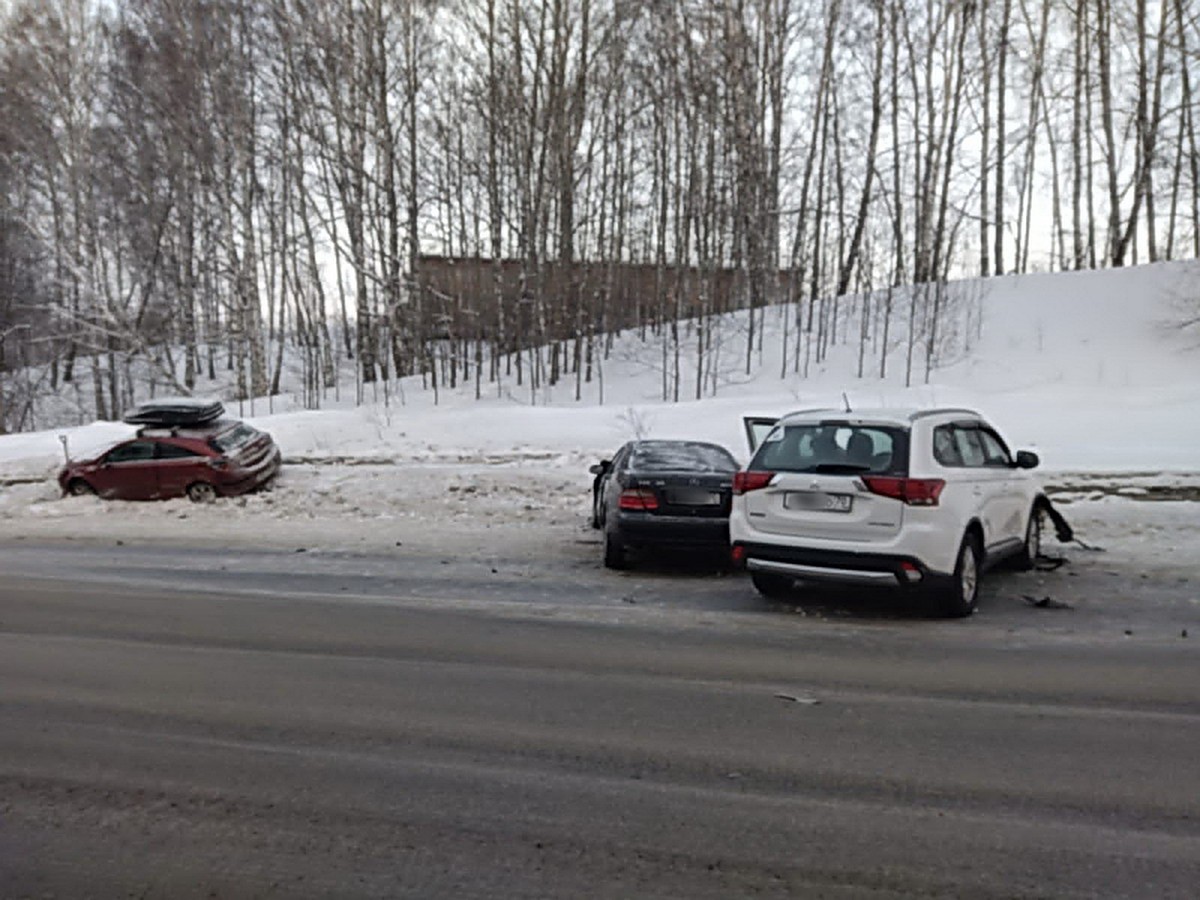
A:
2,261,1198,480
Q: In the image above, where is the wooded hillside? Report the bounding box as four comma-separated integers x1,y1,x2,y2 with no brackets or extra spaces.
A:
1,0,1196,431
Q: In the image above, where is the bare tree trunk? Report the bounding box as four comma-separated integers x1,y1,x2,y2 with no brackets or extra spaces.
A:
1097,0,1123,265
889,2,905,290
837,1,884,300
1177,0,1200,258
932,3,971,280
1111,0,1160,265
1141,0,1170,261
789,0,840,374
994,0,1012,274
1071,1,1086,268
978,0,992,276
1084,12,1098,268
1014,0,1051,273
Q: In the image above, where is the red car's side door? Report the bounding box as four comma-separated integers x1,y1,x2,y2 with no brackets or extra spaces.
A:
153,441,212,499
91,440,160,500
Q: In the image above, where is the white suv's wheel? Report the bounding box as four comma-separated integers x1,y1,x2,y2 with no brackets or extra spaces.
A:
750,571,794,599
939,533,981,618
1014,502,1044,571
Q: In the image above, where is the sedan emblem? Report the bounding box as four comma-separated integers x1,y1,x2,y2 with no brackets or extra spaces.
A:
809,480,820,490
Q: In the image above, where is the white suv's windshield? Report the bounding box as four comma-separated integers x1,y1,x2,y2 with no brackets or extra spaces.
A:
751,424,908,475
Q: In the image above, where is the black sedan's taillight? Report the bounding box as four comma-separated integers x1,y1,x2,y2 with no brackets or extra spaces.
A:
618,488,659,511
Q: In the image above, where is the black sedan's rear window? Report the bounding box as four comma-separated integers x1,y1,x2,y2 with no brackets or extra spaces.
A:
752,424,908,475
629,442,738,473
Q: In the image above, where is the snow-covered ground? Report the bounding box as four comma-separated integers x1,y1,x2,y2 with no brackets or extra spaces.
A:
0,261,1197,563
0,457,1197,583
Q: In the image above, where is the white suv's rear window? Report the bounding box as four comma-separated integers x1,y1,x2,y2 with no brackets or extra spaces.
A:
752,424,908,475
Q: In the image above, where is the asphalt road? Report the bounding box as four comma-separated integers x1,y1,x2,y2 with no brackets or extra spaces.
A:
2,542,1198,899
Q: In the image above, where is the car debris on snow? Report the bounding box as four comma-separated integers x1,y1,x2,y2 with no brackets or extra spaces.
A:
774,692,820,705
1022,595,1074,610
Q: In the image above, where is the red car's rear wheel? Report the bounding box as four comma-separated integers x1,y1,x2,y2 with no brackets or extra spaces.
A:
186,481,218,503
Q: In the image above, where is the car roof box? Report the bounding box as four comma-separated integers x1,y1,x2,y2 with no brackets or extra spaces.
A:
123,397,225,426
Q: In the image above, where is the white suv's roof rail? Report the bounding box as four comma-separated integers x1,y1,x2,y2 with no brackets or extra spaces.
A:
775,406,984,427
907,407,982,421
779,406,840,420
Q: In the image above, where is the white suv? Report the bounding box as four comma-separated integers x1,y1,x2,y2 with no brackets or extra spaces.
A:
729,408,1047,616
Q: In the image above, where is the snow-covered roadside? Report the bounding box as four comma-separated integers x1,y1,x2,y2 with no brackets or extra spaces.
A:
0,463,595,559
1047,495,1200,580
3,381,1199,483
1,462,1198,588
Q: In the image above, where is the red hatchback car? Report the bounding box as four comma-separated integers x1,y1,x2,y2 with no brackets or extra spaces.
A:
58,420,282,502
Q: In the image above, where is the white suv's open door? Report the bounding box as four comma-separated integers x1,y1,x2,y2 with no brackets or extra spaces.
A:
743,416,779,455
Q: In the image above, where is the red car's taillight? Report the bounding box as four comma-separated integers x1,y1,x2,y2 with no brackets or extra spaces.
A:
861,476,945,506
732,471,774,495
618,488,659,511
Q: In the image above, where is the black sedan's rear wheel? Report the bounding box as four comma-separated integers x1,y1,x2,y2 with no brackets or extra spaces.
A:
603,530,628,570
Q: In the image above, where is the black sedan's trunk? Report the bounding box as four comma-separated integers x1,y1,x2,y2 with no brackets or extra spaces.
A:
624,470,733,517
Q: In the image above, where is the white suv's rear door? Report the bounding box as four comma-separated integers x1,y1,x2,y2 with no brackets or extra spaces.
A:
743,417,779,454
743,473,903,543
742,422,906,544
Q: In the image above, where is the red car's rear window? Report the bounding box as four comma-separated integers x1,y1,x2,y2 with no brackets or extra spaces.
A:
210,423,258,454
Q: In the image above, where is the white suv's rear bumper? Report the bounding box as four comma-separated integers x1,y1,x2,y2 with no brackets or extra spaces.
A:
746,557,904,585
730,511,960,584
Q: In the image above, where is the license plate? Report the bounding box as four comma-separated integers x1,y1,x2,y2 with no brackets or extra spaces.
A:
784,491,853,513
668,488,722,506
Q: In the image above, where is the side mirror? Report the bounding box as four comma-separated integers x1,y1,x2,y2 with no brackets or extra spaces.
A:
588,460,611,476
1015,450,1039,470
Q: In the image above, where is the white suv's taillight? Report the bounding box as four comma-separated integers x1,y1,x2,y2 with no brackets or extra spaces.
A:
861,476,945,506
732,471,774,495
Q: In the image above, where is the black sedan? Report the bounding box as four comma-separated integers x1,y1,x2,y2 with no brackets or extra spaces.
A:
589,440,739,569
